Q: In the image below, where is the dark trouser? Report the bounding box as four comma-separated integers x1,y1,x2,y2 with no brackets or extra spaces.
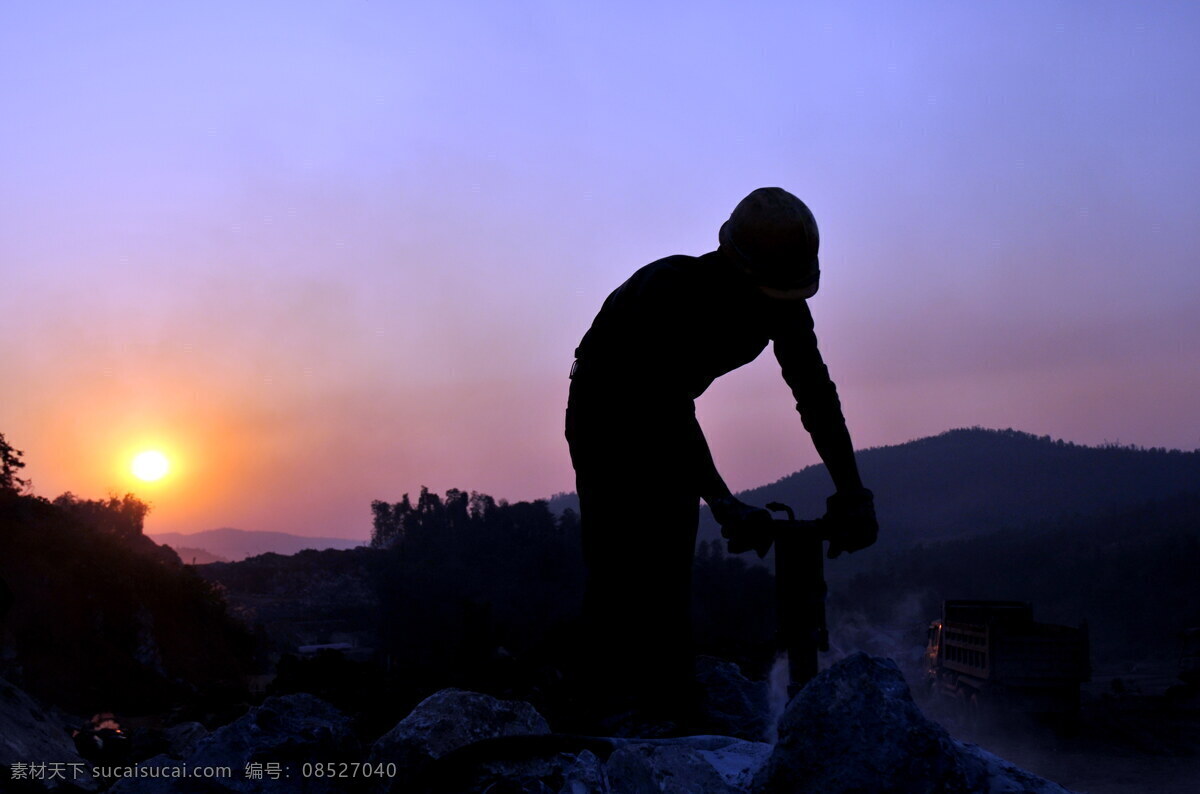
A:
566,377,700,716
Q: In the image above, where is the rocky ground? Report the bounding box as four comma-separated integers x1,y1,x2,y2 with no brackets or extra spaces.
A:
2,653,1083,793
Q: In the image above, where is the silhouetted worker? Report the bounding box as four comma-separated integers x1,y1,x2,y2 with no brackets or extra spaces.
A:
565,187,877,729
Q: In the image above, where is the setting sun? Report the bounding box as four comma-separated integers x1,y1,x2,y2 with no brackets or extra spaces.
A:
131,450,170,482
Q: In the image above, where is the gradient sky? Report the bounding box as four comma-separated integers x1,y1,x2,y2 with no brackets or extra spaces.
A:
3,2,1199,539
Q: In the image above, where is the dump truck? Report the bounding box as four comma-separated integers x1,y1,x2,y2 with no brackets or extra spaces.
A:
924,600,1090,718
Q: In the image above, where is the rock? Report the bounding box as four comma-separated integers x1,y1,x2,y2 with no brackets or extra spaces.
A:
127,726,170,762
162,721,209,759
110,693,357,793
695,656,771,741
369,688,551,790
558,750,608,794
752,652,1076,794
454,749,606,794
606,735,771,794
403,728,768,793
0,675,97,790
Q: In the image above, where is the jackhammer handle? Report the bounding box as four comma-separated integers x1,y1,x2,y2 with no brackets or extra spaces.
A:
767,512,830,540
765,501,794,521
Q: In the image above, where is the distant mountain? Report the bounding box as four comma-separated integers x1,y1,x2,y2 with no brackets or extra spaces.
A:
717,427,1200,551
150,528,365,562
549,427,1200,555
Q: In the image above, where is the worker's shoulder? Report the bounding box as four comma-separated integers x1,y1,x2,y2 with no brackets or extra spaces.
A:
608,254,703,301
630,253,702,281
629,252,722,290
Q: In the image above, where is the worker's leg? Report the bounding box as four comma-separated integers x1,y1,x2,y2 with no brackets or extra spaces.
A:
569,407,700,722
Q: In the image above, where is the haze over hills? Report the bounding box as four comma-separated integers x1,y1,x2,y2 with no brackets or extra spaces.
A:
171,545,230,565
150,528,365,562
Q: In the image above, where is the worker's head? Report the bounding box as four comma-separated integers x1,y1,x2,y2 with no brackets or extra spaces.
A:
719,187,820,300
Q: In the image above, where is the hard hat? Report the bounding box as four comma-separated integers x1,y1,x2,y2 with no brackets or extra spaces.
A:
719,187,820,300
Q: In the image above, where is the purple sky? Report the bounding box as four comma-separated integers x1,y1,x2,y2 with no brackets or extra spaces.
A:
3,2,1198,539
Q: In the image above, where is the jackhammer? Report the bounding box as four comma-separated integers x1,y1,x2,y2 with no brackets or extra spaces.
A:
722,501,832,696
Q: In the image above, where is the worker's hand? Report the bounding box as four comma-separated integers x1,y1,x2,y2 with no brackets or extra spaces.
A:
711,495,775,557
824,488,877,559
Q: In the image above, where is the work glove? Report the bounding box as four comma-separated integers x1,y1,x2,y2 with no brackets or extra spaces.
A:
710,495,775,558
824,488,877,559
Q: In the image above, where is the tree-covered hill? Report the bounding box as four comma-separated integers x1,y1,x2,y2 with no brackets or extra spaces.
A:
697,427,1200,552
0,463,255,714
831,489,1200,664
551,429,1200,555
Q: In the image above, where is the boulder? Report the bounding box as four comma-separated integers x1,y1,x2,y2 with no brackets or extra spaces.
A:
0,675,97,790
752,652,1076,794
439,748,609,794
398,724,769,793
369,688,551,790
607,735,772,794
694,656,771,741
558,749,608,793
162,720,209,759
110,693,357,793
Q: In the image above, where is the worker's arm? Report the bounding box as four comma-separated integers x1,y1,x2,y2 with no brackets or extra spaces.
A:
771,302,861,488
772,300,877,557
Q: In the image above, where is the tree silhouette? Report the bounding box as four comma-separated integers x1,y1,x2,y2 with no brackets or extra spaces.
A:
0,432,29,495
52,492,150,540
0,453,254,712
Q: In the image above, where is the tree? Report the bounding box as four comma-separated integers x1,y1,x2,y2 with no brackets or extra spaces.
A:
0,432,29,495
371,492,416,548
52,492,150,539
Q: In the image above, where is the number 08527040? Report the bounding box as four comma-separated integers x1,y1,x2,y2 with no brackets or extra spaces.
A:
301,762,398,778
